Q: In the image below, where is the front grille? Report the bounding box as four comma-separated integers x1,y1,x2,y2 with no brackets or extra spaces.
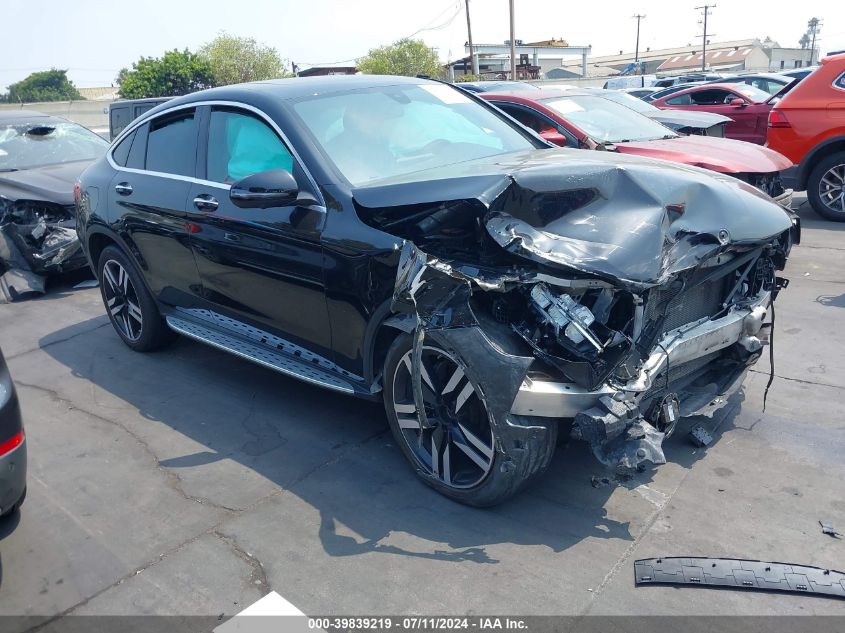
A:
645,276,727,336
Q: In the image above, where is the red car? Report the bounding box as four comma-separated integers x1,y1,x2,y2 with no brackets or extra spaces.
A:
481,89,793,206
649,83,775,144
766,52,845,221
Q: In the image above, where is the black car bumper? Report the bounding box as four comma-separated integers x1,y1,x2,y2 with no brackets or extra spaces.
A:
0,354,26,515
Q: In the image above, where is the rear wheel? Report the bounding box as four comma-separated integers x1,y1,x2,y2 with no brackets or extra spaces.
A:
383,332,557,506
807,151,845,222
97,245,174,352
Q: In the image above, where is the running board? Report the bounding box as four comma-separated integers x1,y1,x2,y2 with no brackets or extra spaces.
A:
166,315,357,395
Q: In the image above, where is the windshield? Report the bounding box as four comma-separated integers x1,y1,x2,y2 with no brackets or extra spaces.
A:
732,84,771,102
0,120,108,171
291,83,537,185
592,90,658,113
541,95,676,143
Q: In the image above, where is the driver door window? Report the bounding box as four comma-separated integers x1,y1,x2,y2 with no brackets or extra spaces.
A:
206,108,294,184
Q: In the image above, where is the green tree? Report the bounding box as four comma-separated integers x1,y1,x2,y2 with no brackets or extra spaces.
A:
7,69,82,103
357,38,443,78
199,32,290,86
117,49,214,99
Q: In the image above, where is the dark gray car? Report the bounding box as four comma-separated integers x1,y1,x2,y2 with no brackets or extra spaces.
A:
0,347,25,518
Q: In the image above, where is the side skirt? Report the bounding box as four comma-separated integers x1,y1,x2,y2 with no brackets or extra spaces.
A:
165,311,367,397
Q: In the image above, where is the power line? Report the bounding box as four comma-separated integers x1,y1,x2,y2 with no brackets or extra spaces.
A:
300,0,461,68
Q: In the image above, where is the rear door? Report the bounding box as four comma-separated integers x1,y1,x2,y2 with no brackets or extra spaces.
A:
107,108,203,306
185,105,332,357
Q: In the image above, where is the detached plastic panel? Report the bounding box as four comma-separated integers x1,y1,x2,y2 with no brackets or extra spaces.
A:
635,557,845,600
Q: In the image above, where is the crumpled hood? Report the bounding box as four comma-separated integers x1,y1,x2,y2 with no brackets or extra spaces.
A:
0,160,93,206
353,148,794,288
613,135,792,175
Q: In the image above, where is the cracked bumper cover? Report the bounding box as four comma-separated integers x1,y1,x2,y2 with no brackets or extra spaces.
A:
510,289,771,419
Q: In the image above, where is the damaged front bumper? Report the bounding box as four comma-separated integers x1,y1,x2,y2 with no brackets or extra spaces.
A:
512,288,769,419
512,289,771,469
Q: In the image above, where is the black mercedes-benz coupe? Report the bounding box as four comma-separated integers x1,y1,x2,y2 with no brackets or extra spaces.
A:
76,75,797,506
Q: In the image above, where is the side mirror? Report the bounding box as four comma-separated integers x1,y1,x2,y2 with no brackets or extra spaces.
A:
729,98,747,108
230,169,299,208
539,128,568,147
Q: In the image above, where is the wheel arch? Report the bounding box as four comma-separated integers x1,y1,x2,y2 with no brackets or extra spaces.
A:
798,135,845,190
361,299,414,388
85,226,156,298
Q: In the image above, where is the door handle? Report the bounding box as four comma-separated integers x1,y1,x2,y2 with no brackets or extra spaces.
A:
193,194,219,211
115,182,133,196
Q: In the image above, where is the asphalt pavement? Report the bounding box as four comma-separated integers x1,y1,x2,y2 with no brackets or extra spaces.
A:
0,195,843,625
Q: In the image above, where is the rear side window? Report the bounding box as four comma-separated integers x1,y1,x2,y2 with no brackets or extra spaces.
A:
126,123,148,170
836,71,845,91
146,110,197,177
110,106,130,139
206,108,293,183
111,129,135,166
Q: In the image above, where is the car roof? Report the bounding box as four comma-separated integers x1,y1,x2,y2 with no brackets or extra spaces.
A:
721,73,791,81
481,88,593,101
164,74,439,109
459,80,538,91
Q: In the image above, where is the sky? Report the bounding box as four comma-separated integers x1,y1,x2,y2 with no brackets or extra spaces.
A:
2,0,843,92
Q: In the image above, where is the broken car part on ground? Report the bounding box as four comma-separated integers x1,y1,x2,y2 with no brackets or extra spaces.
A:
635,558,845,600
368,150,798,482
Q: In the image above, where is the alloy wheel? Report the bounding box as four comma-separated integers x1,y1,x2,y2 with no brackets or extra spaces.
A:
102,259,143,341
818,163,845,216
391,346,495,489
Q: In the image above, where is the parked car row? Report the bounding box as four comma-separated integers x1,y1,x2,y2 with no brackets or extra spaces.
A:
479,88,792,206
75,75,799,505
623,52,845,220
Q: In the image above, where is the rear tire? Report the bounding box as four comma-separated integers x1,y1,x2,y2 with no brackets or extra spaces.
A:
383,332,557,507
807,151,845,222
97,245,174,352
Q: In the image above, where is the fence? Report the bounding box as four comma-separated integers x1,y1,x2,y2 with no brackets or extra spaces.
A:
0,99,111,133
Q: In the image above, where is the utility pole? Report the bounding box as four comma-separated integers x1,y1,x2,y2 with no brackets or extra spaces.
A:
808,17,822,65
695,4,716,71
465,0,478,75
509,0,516,80
633,14,646,64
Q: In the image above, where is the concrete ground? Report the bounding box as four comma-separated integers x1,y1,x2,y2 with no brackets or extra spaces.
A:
0,196,843,625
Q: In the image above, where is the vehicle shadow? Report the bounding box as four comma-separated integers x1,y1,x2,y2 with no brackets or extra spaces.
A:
37,317,738,563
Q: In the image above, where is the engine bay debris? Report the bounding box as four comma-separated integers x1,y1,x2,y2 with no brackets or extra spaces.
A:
0,198,86,302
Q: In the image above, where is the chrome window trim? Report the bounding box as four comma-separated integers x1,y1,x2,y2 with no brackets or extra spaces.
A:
106,100,324,202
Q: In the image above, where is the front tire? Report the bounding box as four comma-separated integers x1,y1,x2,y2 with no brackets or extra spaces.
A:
807,151,845,222
383,332,557,507
97,245,174,352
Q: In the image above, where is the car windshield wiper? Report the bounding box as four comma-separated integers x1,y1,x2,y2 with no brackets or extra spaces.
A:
0,168,19,172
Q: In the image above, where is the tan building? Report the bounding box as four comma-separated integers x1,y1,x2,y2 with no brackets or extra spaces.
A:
547,38,815,79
